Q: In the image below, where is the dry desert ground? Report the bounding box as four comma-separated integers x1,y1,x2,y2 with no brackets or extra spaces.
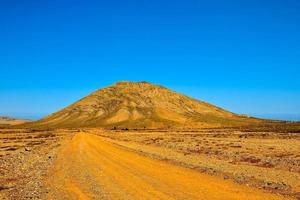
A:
0,128,299,200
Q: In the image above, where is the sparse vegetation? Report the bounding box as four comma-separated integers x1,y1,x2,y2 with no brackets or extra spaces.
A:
95,128,300,199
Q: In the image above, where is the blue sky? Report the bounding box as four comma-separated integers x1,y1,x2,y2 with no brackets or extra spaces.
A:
0,0,299,120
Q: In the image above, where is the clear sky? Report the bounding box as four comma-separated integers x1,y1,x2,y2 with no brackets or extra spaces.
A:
0,0,300,120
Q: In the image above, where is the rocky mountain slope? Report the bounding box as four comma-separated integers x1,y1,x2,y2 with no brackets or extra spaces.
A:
25,81,263,128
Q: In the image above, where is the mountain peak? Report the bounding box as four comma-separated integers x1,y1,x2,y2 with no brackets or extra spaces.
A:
26,81,261,128
114,80,151,84
112,81,158,87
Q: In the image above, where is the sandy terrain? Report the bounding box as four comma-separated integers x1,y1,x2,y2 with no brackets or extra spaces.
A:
95,129,300,199
1,128,299,199
0,117,30,126
47,132,287,200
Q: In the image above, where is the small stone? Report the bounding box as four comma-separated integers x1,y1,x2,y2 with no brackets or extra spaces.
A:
25,147,31,151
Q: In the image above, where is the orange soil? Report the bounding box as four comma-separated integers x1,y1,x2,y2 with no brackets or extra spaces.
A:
47,133,289,200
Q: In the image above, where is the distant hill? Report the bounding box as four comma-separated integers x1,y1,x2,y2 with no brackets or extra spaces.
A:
24,81,265,129
0,116,31,126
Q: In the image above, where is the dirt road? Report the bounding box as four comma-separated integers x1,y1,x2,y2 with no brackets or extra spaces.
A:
47,133,289,200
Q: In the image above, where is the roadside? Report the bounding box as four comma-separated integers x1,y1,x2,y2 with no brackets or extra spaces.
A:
95,129,300,199
0,129,73,200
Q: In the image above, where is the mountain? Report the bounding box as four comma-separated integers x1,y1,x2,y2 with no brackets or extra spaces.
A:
25,81,263,129
0,116,31,126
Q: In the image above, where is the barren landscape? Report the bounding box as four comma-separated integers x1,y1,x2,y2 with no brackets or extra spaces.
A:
2,0,300,199
1,82,300,200
1,127,299,199
0,117,31,127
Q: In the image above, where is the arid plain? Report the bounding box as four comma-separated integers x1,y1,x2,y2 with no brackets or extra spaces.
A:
1,82,300,200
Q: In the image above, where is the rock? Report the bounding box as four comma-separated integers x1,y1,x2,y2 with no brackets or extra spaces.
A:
25,147,31,152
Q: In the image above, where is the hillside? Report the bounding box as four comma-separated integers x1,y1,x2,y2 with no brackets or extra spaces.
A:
25,81,263,128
